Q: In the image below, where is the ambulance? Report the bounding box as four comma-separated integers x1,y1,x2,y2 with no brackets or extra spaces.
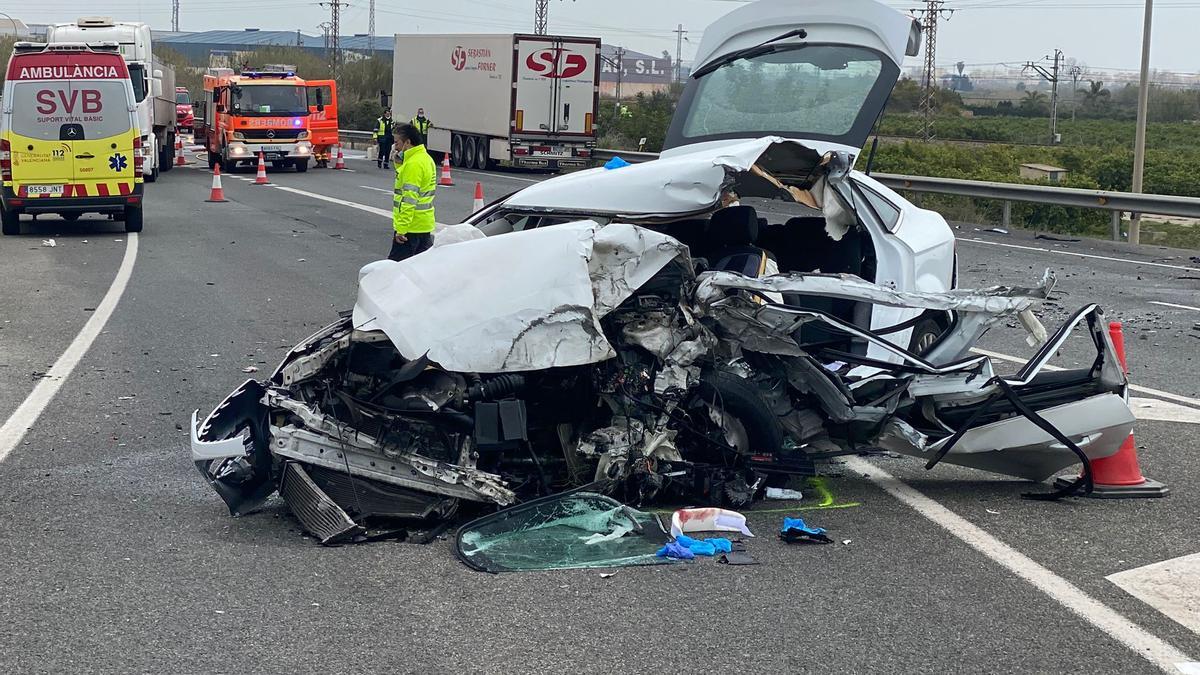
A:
1,42,144,235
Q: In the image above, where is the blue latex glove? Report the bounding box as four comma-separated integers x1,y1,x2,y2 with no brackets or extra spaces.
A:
709,537,733,553
656,540,695,560
604,156,631,170
780,517,832,544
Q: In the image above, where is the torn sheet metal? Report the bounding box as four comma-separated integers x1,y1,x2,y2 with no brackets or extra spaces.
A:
501,137,822,218
352,221,687,373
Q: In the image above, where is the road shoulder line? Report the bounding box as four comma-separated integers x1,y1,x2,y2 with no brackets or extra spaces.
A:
0,234,140,462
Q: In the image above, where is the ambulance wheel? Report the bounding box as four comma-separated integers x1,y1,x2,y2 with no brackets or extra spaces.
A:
124,205,143,233
294,159,309,173
1,205,19,235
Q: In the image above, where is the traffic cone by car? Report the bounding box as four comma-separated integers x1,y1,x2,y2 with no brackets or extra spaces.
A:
1054,321,1168,498
174,136,187,166
439,153,454,186
206,165,228,202
253,151,271,185
334,146,346,170
472,181,485,212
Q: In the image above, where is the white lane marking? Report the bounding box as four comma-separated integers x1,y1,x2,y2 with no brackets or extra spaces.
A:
1129,398,1200,424
0,234,139,462
455,168,541,184
270,184,391,218
1149,301,1200,312
843,456,1195,673
957,238,1200,273
1108,553,1200,638
973,347,1200,408
360,185,391,194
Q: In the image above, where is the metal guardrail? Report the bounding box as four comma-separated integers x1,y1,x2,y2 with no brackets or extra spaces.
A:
588,148,1200,240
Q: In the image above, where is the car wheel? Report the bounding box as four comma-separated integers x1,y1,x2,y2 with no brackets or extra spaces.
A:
451,134,464,167
124,204,143,233
908,316,944,355
294,159,309,173
1,204,19,235
474,137,489,171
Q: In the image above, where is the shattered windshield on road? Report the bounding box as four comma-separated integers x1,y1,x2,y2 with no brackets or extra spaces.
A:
455,491,672,573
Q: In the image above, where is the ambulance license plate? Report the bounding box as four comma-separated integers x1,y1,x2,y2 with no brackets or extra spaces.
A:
26,184,64,196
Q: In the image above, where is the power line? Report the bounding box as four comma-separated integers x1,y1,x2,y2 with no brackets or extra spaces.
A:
912,0,955,140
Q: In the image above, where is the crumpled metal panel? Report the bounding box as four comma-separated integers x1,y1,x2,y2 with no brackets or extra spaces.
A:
352,221,688,373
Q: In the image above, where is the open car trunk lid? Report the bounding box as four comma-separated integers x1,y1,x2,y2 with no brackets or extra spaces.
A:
662,0,921,159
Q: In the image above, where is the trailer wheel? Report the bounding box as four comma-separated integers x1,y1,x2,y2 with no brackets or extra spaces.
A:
463,136,478,170
451,134,465,168
160,134,175,173
474,136,489,171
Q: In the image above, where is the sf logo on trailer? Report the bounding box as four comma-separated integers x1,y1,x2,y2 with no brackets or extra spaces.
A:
451,46,468,71
526,48,588,79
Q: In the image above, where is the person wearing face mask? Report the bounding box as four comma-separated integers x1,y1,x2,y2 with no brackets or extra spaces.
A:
411,107,432,144
387,123,437,262
374,108,395,169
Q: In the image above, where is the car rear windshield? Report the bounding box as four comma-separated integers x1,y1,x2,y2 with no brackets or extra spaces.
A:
8,81,133,140
676,44,890,141
233,84,307,115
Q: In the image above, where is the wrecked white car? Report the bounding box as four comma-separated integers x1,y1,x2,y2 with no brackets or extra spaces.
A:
189,0,1135,544
192,220,1133,544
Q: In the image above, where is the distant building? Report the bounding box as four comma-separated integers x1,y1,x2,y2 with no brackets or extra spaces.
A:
1020,163,1068,182
156,29,389,63
601,45,674,97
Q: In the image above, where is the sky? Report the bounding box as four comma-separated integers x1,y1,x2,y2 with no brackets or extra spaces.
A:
11,0,1200,74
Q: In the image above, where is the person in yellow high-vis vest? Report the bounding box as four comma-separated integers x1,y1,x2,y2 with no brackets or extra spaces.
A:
388,123,437,262
411,107,432,144
374,108,394,169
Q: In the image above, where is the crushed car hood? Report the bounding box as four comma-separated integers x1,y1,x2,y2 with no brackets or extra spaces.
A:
500,137,826,218
352,221,689,372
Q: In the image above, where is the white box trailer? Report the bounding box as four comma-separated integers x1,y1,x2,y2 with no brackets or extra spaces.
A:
392,33,600,171
46,17,178,182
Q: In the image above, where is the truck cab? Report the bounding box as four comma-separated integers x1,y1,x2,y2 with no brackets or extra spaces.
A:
195,68,315,173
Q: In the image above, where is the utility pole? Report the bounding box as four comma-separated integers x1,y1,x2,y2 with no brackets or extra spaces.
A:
319,0,349,71
911,0,953,141
673,24,687,84
368,0,375,54
171,0,180,32
1023,48,1063,144
1129,0,1154,244
1069,64,1083,122
535,0,549,34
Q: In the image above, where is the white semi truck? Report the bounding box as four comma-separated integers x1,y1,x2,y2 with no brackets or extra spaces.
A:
392,33,600,171
47,17,178,182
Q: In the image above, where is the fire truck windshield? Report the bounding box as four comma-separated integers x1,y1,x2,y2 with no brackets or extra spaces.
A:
232,84,308,116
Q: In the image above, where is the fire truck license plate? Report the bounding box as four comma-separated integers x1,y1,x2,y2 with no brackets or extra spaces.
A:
26,184,64,196
259,145,285,153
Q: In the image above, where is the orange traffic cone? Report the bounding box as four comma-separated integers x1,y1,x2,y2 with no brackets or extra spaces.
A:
1055,321,1168,498
253,151,271,185
438,153,454,186
333,145,346,170
472,181,485,212
206,164,228,202
174,136,187,166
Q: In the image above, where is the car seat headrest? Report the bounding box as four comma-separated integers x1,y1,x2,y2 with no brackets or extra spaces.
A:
709,205,760,246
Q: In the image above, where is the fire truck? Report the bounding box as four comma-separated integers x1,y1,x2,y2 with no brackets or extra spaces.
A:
194,68,336,173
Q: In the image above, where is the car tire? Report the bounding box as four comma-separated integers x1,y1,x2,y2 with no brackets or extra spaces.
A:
908,315,945,355
294,159,309,173
451,134,464,167
1,204,19,235
474,136,489,171
124,204,143,233
692,370,785,457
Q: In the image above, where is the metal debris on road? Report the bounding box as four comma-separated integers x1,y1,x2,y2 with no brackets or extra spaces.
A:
765,487,805,500
41,239,56,247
